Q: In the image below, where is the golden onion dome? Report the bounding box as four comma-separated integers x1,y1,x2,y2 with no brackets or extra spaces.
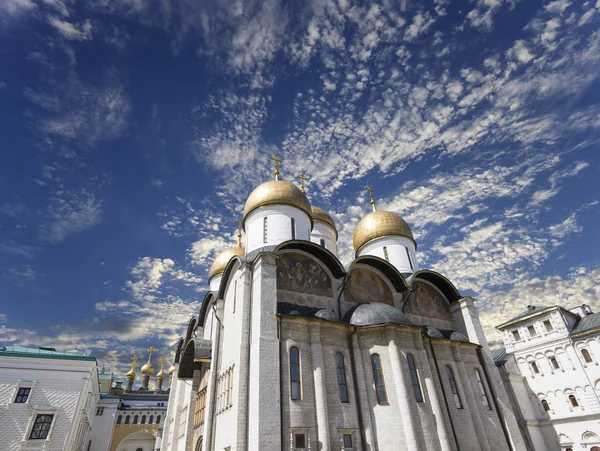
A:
209,244,245,280
353,210,415,252
168,365,175,376
311,206,336,229
141,361,154,376
243,180,311,223
126,368,136,379
156,369,165,380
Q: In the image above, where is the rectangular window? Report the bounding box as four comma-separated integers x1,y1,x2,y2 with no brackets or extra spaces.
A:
294,433,306,449
95,406,104,416
405,247,413,269
194,387,207,428
343,434,353,448
407,354,423,402
512,330,521,341
290,347,301,400
475,369,491,409
371,354,388,404
336,352,349,403
29,414,54,439
383,246,389,261
446,366,462,409
263,217,268,243
544,320,553,332
291,218,296,240
550,357,560,369
319,238,325,248
528,325,537,337
15,387,31,403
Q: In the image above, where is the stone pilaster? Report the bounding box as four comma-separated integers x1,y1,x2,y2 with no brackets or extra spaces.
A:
310,323,331,451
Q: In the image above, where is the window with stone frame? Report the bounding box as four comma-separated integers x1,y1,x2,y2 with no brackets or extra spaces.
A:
527,325,537,337
543,320,553,332
343,433,353,449
293,433,306,449
531,361,540,374
474,369,491,409
512,329,521,341
541,399,551,412
29,414,54,440
336,352,349,403
194,387,207,428
407,353,423,402
550,357,560,370
290,346,302,401
446,365,462,409
371,354,388,404
582,348,593,364
569,394,579,408
14,387,31,403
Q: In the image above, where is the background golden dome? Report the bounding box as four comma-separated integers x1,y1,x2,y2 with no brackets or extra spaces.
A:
311,206,337,238
243,180,311,222
209,245,245,279
126,368,136,379
168,365,175,376
156,369,165,380
141,362,154,376
353,210,415,252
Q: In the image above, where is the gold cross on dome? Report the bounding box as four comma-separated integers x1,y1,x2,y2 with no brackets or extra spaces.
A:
296,173,310,193
131,355,138,366
159,356,166,370
147,346,156,361
365,184,377,212
270,154,283,180
236,218,243,246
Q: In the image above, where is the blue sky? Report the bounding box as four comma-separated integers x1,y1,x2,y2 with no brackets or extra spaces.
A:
1,0,599,379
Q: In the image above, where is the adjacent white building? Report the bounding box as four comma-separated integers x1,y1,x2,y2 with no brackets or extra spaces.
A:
161,170,527,451
0,345,100,451
495,304,600,450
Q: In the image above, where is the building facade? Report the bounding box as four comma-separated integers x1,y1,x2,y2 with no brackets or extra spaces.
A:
495,304,600,450
162,166,527,451
0,345,100,451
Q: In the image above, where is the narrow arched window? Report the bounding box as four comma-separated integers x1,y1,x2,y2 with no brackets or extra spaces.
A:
141,415,146,424
156,415,161,424
149,415,153,424
116,415,122,425
475,369,491,409
124,415,130,424
291,218,296,240
136,448,143,451
405,248,414,269
383,246,389,261
371,354,388,404
336,352,349,403
569,395,579,407
263,217,268,243
290,346,301,400
319,238,325,248
446,366,462,409
531,361,540,374
133,415,139,424
550,357,559,369
582,349,593,363
407,354,423,402
541,399,550,411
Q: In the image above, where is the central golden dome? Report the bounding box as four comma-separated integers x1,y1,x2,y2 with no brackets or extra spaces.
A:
209,244,245,280
353,211,415,252
243,180,311,223
141,361,154,376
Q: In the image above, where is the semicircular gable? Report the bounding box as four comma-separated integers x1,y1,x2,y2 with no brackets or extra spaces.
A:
174,337,184,364
275,240,345,279
185,316,197,343
344,264,395,306
217,256,244,300
404,278,452,325
198,291,215,327
350,255,407,292
412,270,461,303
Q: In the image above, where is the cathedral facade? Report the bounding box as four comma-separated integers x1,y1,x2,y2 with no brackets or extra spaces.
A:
161,166,527,451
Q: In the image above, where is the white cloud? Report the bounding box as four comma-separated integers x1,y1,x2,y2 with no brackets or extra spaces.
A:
404,12,435,41
48,18,93,40
548,213,582,238
506,40,535,64
0,0,36,16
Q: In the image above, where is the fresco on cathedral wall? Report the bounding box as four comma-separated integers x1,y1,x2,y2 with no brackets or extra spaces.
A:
404,280,452,321
277,253,333,297
343,268,393,305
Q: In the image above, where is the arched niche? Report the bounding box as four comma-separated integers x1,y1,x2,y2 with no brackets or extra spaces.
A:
343,265,394,306
404,278,452,325
276,251,334,304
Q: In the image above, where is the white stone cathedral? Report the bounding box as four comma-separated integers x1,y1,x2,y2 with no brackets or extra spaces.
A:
161,161,527,451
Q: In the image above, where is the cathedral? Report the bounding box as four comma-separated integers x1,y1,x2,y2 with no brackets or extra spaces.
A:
161,157,527,451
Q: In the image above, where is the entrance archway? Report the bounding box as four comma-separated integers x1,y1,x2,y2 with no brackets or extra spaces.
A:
115,431,156,451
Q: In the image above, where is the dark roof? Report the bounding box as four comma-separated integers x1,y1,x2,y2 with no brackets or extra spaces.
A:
491,346,510,366
572,313,600,335
497,305,553,328
0,345,96,362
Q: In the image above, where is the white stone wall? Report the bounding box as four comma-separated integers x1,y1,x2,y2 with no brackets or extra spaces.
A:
245,205,312,253
0,355,98,451
310,221,338,256
89,397,119,451
357,235,418,275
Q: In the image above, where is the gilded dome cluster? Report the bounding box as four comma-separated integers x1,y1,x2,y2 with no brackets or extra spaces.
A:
353,210,414,252
243,180,312,222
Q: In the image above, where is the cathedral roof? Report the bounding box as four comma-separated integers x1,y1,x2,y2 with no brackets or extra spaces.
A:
243,180,311,223
345,302,413,327
353,211,415,252
496,305,553,329
572,312,600,335
209,244,245,279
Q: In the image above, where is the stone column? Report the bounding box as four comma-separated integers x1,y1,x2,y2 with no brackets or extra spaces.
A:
388,338,419,449
351,333,377,450
310,323,331,451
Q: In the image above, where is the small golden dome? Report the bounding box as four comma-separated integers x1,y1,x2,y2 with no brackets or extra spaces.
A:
141,361,154,376
353,211,415,252
156,369,165,380
209,244,245,280
126,368,136,379
168,365,175,376
311,206,336,229
243,180,311,222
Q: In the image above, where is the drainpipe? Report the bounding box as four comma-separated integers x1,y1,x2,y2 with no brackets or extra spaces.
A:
348,326,367,451
427,336,460,450
476,347,514,451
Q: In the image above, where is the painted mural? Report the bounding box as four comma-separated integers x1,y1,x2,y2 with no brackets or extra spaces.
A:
343,267,393,305
277,253,333,297
404,280,452,321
